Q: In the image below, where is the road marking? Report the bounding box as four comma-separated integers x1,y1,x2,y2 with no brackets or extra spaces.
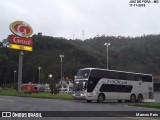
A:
0,99,15,102
123,105,159,110
127,117,158,120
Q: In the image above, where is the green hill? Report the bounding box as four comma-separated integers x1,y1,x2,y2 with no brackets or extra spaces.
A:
0,34,160,85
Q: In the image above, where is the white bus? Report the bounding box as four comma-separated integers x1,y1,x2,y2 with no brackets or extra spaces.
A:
73,68,154,103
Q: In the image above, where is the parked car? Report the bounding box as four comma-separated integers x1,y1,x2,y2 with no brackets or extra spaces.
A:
21,84,39,93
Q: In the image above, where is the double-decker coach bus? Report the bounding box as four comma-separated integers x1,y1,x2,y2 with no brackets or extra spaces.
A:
73,68,154,103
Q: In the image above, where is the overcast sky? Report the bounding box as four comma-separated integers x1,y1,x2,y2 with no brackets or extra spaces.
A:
0,0,160,40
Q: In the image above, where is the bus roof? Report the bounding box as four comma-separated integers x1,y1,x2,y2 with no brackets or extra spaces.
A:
79,68,152,76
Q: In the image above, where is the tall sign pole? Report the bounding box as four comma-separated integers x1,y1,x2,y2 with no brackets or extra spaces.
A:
9,21,33,94
17,51,24,94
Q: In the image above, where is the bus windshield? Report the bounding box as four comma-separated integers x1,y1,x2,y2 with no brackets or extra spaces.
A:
75,69,90,79
73,80,87,91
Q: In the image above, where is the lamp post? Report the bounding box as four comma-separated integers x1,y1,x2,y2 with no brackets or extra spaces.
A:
38,67,41,84
49,74,53,78
49,74,54,94
14,70,17,90
60,55,64,81
104,43,111,69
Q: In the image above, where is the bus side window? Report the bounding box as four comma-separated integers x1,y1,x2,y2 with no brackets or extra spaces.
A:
142,75,152,82
90,70,100,78
108,71,119,79
135,75,140,81
89,81,93,84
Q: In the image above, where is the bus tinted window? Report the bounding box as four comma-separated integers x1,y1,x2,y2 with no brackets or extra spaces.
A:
142,75,152,82
100,84,133,93
108,71,119,79
90,70,101,78
134,74,140,81
76,70,90,78
87,77,100,92
102,71,137,81
88,69,152,82
100,70,108,78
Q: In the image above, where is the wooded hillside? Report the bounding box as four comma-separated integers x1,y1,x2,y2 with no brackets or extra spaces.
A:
0,34,160,85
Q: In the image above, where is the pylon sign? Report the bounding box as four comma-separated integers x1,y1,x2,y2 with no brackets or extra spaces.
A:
9,21,33,52
10,21,33,37
10,35,32,46
9,44,32,51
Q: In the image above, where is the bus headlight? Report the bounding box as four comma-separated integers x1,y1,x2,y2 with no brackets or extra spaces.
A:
93,91,97,95
81,92,86,96
80,93,84,96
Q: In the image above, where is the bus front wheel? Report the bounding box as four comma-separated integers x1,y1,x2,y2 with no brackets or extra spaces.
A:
118,100,122,103
97,94,105,103
86,100,92,103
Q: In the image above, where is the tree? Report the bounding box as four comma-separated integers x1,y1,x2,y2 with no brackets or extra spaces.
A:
49,77,59,95
1,33,160,87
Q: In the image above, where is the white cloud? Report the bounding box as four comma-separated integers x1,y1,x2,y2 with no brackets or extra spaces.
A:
0,0,160,41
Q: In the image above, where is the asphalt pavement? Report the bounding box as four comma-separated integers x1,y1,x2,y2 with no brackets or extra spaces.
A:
0,95,160,120
154,92,160,103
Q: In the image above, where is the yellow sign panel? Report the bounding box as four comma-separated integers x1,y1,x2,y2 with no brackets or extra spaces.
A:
9,44,32,51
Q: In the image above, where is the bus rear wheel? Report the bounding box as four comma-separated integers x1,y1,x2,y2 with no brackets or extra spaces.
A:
130,94,136,103
97,94,104,103
137,94,143,103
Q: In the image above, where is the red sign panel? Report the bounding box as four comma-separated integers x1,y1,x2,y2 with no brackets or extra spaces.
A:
10,21,33,37
10,35,32,46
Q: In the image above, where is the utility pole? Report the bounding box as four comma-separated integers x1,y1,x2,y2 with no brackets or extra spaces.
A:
60,55,64,81
104,43,111,69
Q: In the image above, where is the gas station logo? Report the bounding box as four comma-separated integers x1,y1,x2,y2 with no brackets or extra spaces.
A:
10,35,32,46
10,21,33,37
9,21,33,52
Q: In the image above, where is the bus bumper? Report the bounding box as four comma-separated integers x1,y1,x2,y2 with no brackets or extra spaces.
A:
85,92,98,100
73,93,85,100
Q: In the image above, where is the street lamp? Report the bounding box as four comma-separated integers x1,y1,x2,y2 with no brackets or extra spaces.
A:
14,70,17,90
38,67,41,84
104,43,111,69
49,74,53,78
60,55,64,81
